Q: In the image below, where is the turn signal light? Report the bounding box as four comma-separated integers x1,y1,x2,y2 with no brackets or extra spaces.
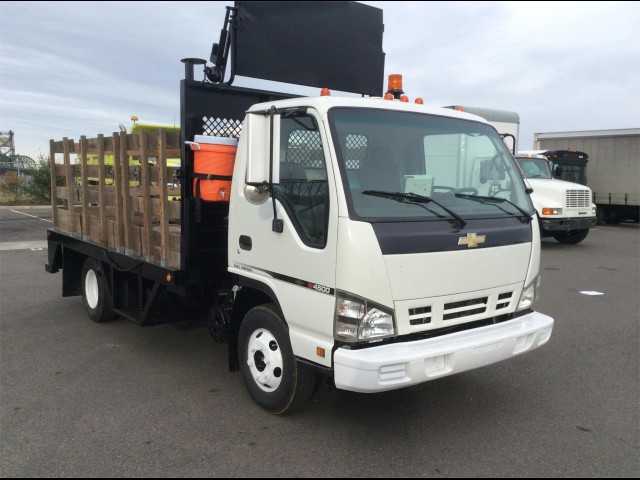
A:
542,208,562,216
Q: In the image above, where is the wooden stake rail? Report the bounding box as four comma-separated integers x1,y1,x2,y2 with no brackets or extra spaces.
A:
50,130,182,269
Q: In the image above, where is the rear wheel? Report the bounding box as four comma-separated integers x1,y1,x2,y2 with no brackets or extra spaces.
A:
81,258,115,323
553,229,589,244
238,304,319,414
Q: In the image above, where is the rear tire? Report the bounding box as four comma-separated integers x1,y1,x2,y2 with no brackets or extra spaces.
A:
81,257,115,323
599,206,621,224
553,229,589,244
238,304,319,414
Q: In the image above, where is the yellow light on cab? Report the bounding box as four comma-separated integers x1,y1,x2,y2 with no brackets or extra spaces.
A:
316,346,325,358
386,74,405,99
320,88,331,96
387,74,403,92
415,98,424,104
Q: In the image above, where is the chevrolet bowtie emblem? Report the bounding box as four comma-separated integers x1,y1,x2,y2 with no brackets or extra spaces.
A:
458,233,486,248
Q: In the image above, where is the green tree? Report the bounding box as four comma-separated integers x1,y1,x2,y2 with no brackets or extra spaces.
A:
26,155,58,204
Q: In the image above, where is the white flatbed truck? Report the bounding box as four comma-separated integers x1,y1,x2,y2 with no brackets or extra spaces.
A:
45,1,554,414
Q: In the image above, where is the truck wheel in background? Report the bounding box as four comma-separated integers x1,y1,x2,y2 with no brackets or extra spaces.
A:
597,205,624,224
81,258,115,323
553,229,590,244
603,209,622,224
238,304,319,414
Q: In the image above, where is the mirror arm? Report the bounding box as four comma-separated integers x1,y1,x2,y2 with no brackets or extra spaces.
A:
269,106,283,233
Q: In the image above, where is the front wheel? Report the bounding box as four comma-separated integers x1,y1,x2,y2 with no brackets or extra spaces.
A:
81,257,115,323
553,229,590,244
238,304,319,414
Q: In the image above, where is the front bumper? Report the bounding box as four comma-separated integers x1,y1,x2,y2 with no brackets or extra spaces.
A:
333,311,554,393
540,216,596,232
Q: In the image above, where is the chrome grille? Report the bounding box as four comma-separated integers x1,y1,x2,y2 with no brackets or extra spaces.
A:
566,190,591,208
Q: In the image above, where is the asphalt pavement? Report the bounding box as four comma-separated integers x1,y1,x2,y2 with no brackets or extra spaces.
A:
1,206,638,477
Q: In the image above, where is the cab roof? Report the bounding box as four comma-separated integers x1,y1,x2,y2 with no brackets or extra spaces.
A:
247,95,491,124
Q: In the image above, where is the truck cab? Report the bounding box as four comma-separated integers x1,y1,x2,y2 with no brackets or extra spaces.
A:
516,151,596,244
228,94,553,409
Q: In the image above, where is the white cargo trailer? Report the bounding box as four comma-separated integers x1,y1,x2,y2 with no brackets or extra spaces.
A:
445,106,520,154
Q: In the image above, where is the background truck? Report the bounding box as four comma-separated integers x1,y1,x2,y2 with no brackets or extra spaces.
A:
533,129,640,224
45,1,553,414
514,152,596,244
452,106,597,243
444,106,520,155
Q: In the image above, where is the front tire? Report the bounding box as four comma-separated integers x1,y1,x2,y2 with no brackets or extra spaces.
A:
238,304,319,414
81,257,115,323
553,229,589,244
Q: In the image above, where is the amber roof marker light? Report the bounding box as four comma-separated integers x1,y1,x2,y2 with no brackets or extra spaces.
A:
386,74,405,99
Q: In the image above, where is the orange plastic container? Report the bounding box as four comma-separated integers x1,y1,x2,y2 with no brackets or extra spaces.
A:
190,136,237,202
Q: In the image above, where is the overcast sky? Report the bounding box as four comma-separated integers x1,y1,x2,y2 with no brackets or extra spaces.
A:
1,1,639,161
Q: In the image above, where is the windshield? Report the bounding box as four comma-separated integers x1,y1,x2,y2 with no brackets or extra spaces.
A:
553,162,588,185
515,157,553,179
329,108,533,221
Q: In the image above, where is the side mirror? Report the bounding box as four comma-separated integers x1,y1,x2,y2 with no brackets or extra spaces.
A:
246,112,281,186
479,158,492,184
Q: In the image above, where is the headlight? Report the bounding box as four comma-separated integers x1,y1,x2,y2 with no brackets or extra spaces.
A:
334,291,396,343
517,275,541,311
541,207,562,216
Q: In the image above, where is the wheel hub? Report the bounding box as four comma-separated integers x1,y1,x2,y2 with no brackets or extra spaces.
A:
84,269,99,309
246,328,284,392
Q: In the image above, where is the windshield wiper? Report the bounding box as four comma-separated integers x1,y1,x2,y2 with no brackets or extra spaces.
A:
454,193,532,223
362,190,466,228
